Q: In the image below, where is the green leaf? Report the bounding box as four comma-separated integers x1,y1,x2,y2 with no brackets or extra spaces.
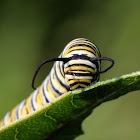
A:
0,71,140,140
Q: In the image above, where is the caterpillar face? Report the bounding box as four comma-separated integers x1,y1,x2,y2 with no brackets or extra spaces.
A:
62,38,101,90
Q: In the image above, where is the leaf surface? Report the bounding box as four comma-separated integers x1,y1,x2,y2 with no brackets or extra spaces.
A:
0,71,140,140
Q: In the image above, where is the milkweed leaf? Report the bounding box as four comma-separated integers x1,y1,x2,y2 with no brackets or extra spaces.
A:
0,71,140,140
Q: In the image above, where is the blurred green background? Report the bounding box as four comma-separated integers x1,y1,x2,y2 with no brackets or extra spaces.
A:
0,0,140,140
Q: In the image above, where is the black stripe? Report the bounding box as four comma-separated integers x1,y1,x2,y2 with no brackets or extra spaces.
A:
65,63,96,70
50,76,63,95
67,79,74,81
70,82,90,87
58,61,64,77
65,54,100,66
25,99,29,114
16,106,19,119
66,72,93,77
91,76,99,83
68,49,96,55
42,86,49,103
67,54,101,71
31,95,35,111
54,64,70,91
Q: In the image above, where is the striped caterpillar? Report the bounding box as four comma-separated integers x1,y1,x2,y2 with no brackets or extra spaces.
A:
0,38,114,127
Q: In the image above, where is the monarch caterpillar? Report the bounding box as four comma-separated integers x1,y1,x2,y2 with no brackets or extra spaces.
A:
0,38,114,128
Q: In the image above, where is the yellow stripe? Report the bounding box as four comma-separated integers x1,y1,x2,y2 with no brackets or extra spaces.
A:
68,70,91,74
64,66,95,73
68,79,91,85
68,80,78,85
64,46,96,57
51,73,68,94
26,96,32,113
64,42,97,57
79,84,87,87
71,84,79,90
35,86,45,109
79,79,91,83
65,74,93,80
71,83,87,90
6,115,12,125
21,105,28,117
47,82,57,101
0,120,3,127
11,106,17,122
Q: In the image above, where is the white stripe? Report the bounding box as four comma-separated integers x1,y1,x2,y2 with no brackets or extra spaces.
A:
3,112,11,125
43,76,52,102
42,79,50,104
49,68,63,97
64,59,96,69
55,61,68,86
65,74,93,80
41,83,48,104
14,105,18,121
32,89,39,110
30,93,35,112
17,99,26,119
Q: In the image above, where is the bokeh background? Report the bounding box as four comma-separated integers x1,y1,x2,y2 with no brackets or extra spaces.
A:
0,0,140,140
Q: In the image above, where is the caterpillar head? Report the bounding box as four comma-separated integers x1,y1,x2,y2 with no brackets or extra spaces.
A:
62,38,101,90
63,54,101,90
